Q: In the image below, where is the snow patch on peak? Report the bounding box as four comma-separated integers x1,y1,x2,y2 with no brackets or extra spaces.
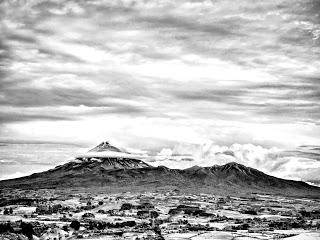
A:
89,141,122,153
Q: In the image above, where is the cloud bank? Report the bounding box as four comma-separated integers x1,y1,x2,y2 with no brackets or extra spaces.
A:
147,143,320,186
0,0,320,182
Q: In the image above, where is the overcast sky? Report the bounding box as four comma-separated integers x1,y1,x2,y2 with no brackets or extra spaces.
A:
0,0,320,183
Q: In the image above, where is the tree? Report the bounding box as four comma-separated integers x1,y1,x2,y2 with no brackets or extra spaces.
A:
0,222,14,233
3,208,9,215
82,212,95,218
20,222,34,239
70,220,80,231
120,203,133,211
88,221,95,230
241,223,249,230
96,222,106,230
150,211,159,219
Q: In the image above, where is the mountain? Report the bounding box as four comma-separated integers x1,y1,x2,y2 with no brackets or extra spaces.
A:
74,157,151,170
0,143,319,197
75,141,150,169
0,162,319,197
88,141,122,153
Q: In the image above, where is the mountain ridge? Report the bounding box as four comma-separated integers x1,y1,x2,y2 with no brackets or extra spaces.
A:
0,160,319,197
0,142,319,197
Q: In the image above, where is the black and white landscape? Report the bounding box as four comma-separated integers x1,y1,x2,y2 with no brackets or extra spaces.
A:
1,0,320,239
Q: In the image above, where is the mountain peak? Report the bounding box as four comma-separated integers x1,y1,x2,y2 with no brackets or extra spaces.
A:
185,165,203,171
224,161,242,166
89,141,122,153
222,161,247,169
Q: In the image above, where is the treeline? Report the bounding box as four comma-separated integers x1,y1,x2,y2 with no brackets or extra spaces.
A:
0,222,36,240
0,198,38,207
168,205,213,217
87,220,136,230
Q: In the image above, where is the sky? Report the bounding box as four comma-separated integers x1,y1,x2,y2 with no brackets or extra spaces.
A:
0,0,320,184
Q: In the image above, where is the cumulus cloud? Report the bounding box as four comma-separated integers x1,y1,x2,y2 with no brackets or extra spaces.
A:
151,142,320,184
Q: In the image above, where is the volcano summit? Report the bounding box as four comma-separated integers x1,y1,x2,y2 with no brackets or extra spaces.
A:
74,141,150,170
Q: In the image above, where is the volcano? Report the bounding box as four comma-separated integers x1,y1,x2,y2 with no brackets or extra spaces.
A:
74,141,150,170
0,142,319,197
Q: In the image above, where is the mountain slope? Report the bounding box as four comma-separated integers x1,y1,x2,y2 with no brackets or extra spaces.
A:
0,161,319,197
64,157,150,171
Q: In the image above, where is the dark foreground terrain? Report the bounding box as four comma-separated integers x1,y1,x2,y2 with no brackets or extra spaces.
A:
1,188,320,240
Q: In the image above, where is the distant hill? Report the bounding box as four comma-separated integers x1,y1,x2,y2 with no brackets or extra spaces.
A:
0,143,319,197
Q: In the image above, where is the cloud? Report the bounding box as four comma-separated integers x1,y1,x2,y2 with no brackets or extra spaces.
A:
0,159,17,165
151,142,320,184
157,148,173,157
0,142,87,180
0,0,320,179
0,171,26,180
0,111,72,123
